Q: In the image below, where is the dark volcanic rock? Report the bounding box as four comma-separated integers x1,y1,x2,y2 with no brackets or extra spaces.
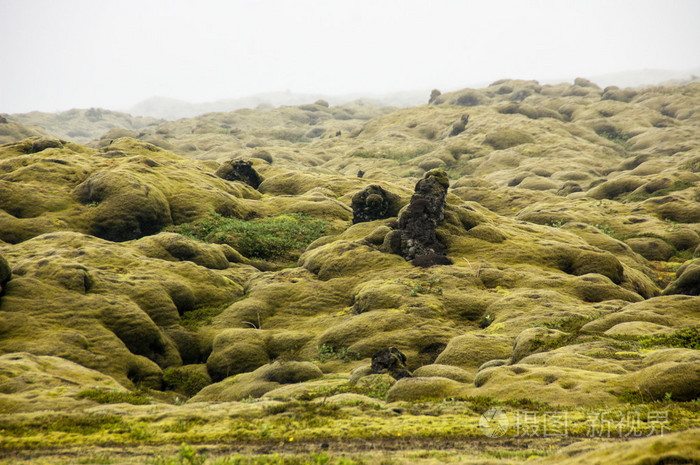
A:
351,185,401,224
0,254,11,294
371,347,411,380
399,169,449,261
216,160,263,189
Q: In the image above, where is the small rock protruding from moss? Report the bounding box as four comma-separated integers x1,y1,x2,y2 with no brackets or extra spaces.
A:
371,347,411,380
398,169,451,264
429,89,441,104
215,160,263,189
351,185,401,224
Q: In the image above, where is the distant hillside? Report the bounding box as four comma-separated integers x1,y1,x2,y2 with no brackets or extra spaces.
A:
557,67,700,89
128,90,428,120
6,108,162,143
0,115,50,144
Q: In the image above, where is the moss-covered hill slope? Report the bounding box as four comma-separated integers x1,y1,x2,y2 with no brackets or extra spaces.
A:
0,79,698,463
3,108,162,144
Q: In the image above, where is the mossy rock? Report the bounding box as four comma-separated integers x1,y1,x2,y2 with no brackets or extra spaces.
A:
73,170,173,241
130,232,232,269
385,376,463,402
468,364,618,407
581,296,698,332
569,273,643,303
604,321,674,337
466,224,507,243
351,280,404,314
483,129,534,150
643,197,700,223
662,259,700,296
518,176,559,191
665,228,700,251
0,352,128,413
267,331,315,359
563,249,624,284
412,364,473,383
434,334,512,369
349,364,374,385
541,429,699,465
163,364,211,397
299,240,410,280
625,237,675,261
587,176,645,200
251,361,323,384
318,310,418,353
205,329,269,381
511,327,569,363
621,361,700,401
30,137,64,153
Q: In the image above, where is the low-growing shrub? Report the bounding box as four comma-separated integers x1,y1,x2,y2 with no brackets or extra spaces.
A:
171,213,329,261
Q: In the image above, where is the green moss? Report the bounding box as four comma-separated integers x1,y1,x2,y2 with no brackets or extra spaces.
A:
163,368,211,397
536,313,601,332
170,213,329,261
298,378,392,401
395,278,443,297
483,129,534,150
152,447,365,465
77,388,152,405
1,414,125,437
315,345,361,363
179,304,229,331
595,125,630,145
351,146,432,163
625,180,695,202
638,327,700,350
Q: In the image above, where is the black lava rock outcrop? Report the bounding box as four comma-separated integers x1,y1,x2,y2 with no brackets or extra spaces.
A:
351,185,401,224
215,160,263,189
371,347,411,380
398,169,450,262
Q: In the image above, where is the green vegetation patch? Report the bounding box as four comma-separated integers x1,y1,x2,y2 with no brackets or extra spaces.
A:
638,327,700,350
163,368,212,398
298,379,393,401
315,345,361,363
180,304,230,331
152,445,365,465
77,388,152,405
171,213,329,260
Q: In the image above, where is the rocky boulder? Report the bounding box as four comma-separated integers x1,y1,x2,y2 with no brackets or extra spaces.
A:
398,169,450,262
215,159,263,189
371,347,411,380
351,184,401,224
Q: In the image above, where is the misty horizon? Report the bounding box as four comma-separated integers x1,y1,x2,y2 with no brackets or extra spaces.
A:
2,0,700,114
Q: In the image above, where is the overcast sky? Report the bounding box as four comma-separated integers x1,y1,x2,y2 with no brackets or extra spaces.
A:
1,0,699,113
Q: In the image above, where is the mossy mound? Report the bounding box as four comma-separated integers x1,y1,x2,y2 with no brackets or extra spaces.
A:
0,352,127,413
663,259,700,296
191,360,323,402
0,231,248,386
0,138,258,244
2,81,700,447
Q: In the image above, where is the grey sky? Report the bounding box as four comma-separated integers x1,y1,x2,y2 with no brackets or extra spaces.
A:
1,0,699,114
